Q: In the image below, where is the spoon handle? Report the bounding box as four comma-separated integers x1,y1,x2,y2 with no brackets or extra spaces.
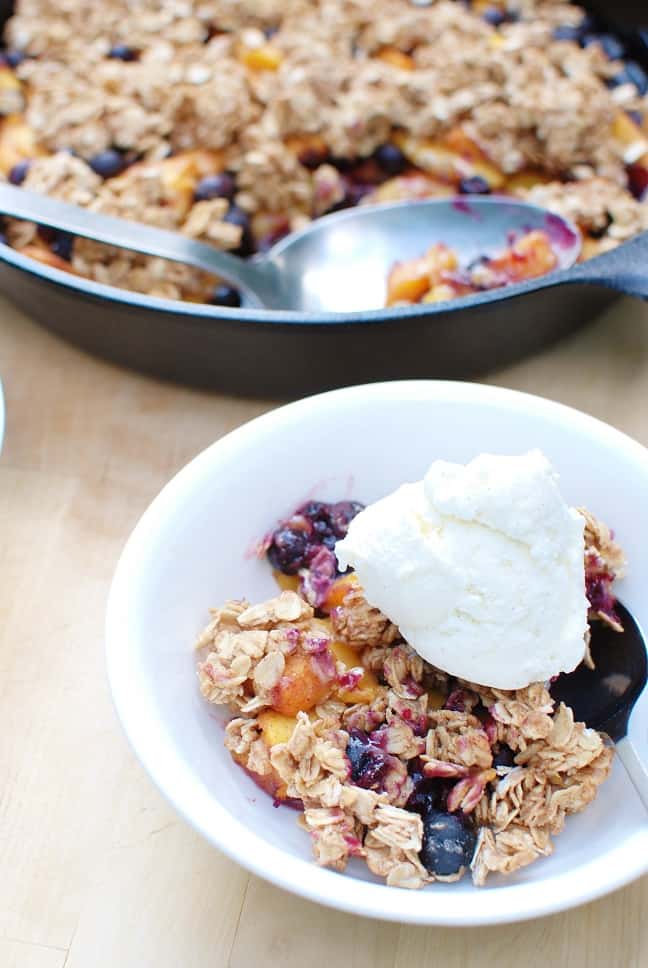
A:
565,231,648,301
0,182,273,307
616,736,648,810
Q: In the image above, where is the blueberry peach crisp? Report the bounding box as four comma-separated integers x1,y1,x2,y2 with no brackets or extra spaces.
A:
1,1,648,307
196,499,624,888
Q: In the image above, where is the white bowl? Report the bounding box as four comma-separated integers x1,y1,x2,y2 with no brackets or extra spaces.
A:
106,381,648,925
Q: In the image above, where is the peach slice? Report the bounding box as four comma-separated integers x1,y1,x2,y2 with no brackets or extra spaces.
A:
613,112,645,147
376,47,415,71
270,651,334,716
369,173,453,204
183,148,226,179
427,687,447,711
17,244,79,273
240,44,283,71
425,243,459,282
487,230,557,282
330,640,380,705
158,154,202,219
394,132,506,189
0,116,43,175
506,170,553,192
321,573,359,612
442,126,488,162
273,570,301,594
422,283,459,303
612,112,648,168
387,243,459,305
230,748,289,801
386,257,434,305
258,710,298,747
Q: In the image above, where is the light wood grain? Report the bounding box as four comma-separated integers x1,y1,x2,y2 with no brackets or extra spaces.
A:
0,940,66,968
0,294,646,968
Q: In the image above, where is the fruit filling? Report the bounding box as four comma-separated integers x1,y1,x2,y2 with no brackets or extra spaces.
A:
1,1,648,307
264,499,364,607
195,489,625,888
386,229,558,305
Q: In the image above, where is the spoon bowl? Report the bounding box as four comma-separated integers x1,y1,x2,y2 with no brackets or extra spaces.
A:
264,196,581,312
551,602,648,809
551,603,647,741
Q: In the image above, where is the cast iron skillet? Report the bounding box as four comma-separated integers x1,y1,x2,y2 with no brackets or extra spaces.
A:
0,0,646,398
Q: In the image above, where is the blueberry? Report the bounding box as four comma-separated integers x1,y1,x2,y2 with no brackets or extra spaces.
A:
194,172,236,202
342,180,373,206
482,8,506,27
482,7,517,25
373,143,406,176
444,688,470,712
346,730,369,777
588,213,612,239
346,729,389,789
582,33,625,61
223,204,249,230
209,283,241,307
420,808,477,877
330,500,364,538
609,62,648,96
298,500,332,524
577,15,595,35
628,163,648,200
492,743,516,769
223,204,254,255
298,145,329,170
51,231,74,262
627,109,644,127
108,44,139,61
36,225,56,245
458,175,491,195
88,149,126,179
552,25,582,43
267,527,309,575
329,156,353,173
4,49,25,68
406,771,445,815
8,159,30,185
313,518,334,538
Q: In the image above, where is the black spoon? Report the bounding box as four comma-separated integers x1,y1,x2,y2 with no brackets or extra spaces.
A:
551,603,648,808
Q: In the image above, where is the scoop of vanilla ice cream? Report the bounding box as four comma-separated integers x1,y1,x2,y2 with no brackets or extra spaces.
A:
335,451,588,689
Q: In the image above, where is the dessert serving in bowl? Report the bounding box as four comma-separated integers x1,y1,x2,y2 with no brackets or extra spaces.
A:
0,0,647,393
106,381,648,924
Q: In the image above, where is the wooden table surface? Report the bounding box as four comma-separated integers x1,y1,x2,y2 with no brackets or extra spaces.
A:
1,293,648,968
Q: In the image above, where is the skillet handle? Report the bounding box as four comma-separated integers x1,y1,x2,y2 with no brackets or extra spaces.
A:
566,230,648,300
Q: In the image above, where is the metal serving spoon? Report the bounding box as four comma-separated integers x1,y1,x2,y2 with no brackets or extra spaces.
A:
551,602,648,809
0,182,587,311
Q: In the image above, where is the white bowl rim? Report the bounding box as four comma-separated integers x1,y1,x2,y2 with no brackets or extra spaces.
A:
105,380,648,926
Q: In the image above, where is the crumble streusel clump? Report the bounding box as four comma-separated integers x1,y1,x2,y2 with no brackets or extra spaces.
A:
3,0,648,305
196,504,618,888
